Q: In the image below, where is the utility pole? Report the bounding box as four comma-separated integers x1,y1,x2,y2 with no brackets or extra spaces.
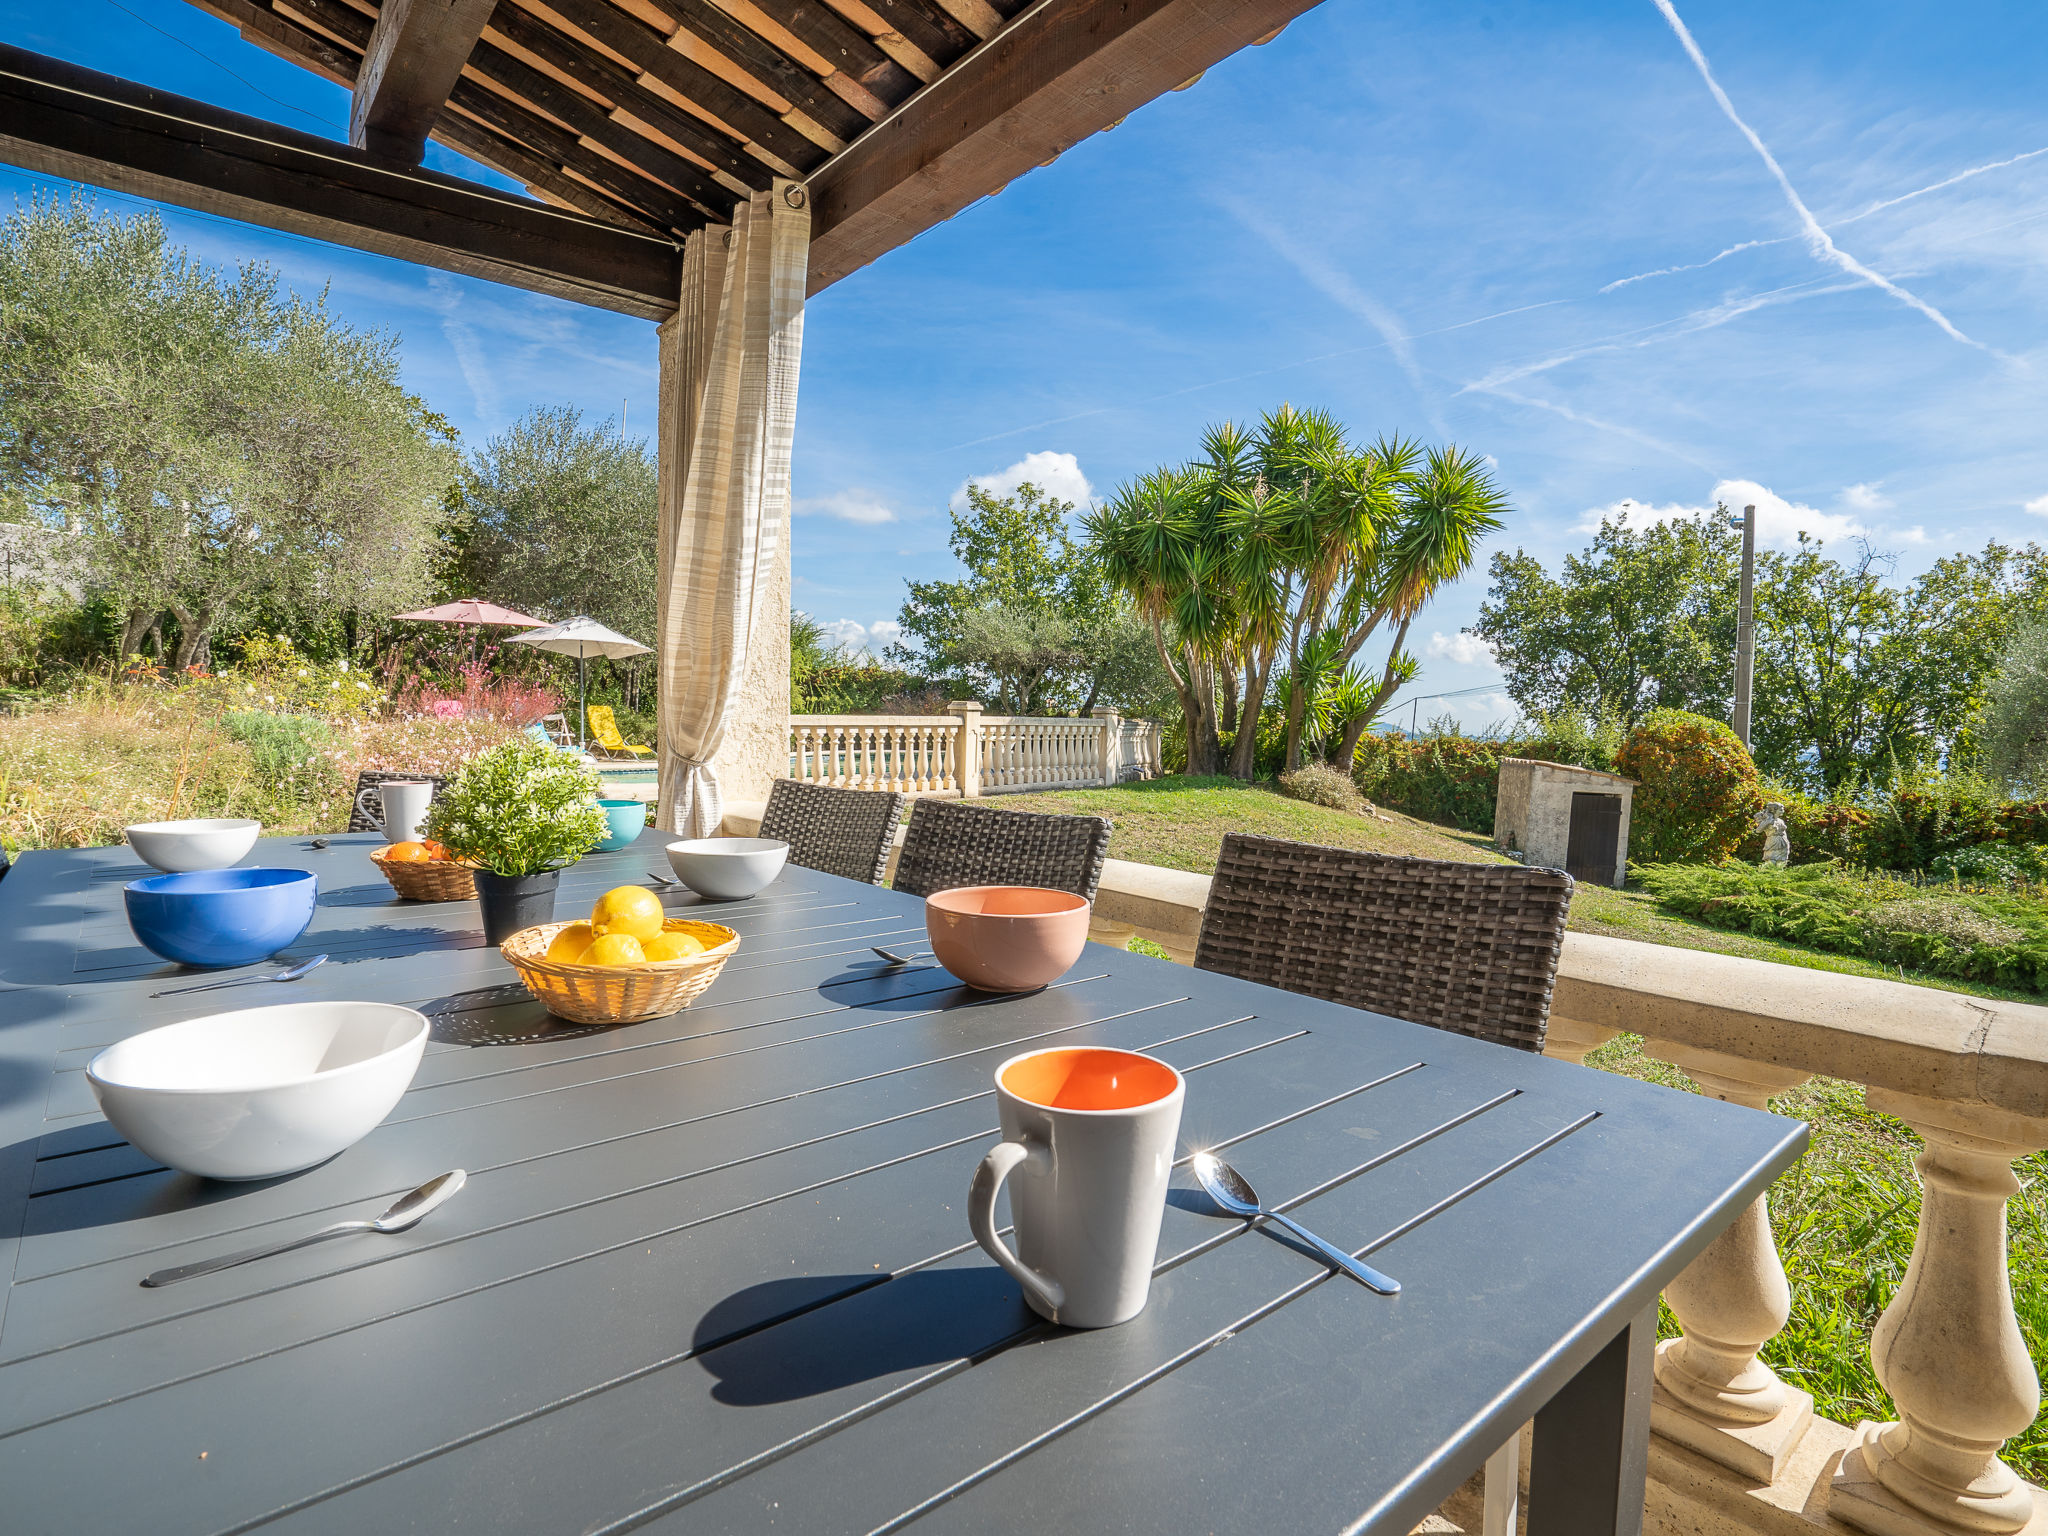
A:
1732,503,1757,749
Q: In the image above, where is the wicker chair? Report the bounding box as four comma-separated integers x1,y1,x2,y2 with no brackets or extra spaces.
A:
347,770,451,834
894,798,1113,902
1194,833,1574,1054
758,779,906,886
1194,832,1573,1536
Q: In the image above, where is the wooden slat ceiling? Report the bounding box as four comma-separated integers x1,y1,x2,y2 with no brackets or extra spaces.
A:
189,0,1035,240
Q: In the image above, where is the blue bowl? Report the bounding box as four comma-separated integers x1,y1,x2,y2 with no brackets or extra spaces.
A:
595,798,648,852
124,867,319,969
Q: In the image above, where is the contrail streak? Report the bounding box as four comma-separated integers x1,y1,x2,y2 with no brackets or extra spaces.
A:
1835,145,2048,226
1600,239,1780,292
1651,0,1986,350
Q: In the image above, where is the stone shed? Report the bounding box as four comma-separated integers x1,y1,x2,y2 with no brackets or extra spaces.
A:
1493,758,1637,887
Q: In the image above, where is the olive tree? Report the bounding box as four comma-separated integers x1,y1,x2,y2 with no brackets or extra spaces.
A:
0,199,456,667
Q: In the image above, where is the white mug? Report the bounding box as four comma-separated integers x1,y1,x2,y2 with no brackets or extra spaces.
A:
969,1046,1185,1329
356,781,433,843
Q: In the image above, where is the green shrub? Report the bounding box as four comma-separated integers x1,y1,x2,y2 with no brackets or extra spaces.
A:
1617,709,1760,864
1930,843,2048,891
1277,761,1367,813
1353,731,1502,831
1636,861,2048,992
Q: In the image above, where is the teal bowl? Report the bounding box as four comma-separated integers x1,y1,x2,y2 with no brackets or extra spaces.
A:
595,798,647,852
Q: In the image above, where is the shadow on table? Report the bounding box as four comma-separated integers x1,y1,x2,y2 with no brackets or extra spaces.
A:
422,985,630,1047
693,1269,1035,1405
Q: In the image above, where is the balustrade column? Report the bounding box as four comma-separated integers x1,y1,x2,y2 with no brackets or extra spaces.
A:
948,701,983,797
1094,707,1119,786
1538,1014,1617,1066
1644,1043,1815,1481
1833,1092,2048,1536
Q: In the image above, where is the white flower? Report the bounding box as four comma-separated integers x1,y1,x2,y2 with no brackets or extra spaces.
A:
245,684,256,695
337,659,350,674
330,680,341,691
296,668,308,678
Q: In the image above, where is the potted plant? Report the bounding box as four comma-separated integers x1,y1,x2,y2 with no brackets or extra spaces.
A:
423,740,609,943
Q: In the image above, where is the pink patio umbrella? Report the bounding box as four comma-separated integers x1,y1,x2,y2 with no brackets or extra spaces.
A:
391,598,548,663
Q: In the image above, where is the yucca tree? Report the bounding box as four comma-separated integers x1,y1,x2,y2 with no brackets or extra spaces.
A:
1086,466,1232,775
1089,422,1506,779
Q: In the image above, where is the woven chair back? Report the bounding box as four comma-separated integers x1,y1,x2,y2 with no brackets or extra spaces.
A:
1194,833,1573,1053
759,780,906,886
894,798,1112,903
347,771,451,835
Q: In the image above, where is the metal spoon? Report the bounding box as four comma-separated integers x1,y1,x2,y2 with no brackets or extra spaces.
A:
142,1170,467,1288
872,945,931,966
152,954,329,998
647,868,680,887
1191,1151,1400,1295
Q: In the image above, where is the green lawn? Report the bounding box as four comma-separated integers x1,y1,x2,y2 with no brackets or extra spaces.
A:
990,775,2048,1473
997,775,2041,1004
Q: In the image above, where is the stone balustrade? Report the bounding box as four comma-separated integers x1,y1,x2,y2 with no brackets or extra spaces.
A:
721,810,2048,1536
786,702,1160,798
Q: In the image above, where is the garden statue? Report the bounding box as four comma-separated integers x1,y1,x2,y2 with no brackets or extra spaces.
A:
1755,802,1791,867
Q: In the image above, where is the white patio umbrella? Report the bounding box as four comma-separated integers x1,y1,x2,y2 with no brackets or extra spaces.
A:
505,616,651,749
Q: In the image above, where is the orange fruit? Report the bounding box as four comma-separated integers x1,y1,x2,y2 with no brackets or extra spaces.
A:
420,839,453,862
385,841,432,862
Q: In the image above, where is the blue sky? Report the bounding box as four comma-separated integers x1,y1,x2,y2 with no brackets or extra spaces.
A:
7,0,2047,726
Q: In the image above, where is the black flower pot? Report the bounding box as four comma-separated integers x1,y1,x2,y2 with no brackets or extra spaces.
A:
475,868,561,945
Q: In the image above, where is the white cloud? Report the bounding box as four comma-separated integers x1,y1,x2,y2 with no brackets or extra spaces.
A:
2026,494,2048,518
1572,497,1715,533
1713,478,1868,547
819,618,903,659
1425,631,1497,666
797,490,898,525
951,451,1094,512
1840,482,1891,512
1894,525,1930,545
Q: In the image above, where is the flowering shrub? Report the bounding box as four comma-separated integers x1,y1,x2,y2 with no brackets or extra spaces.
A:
390,658,561,726
1616,709,1761,865
422,739,607,876
199,634,384,717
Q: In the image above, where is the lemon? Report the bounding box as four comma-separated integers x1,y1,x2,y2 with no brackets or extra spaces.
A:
590,886,665,942
642,930,707,962
582,932,647,967
545,922,595,964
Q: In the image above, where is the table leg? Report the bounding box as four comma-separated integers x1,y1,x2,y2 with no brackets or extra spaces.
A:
1526,1299,1657,1536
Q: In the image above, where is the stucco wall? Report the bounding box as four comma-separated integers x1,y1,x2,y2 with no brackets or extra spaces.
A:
1493,757,1635,886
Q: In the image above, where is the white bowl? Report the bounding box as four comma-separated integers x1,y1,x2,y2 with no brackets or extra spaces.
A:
665,837,789,901
86,1001,429,1181
125,818,262,873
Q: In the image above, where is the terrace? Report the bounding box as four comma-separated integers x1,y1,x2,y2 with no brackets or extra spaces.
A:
0,3,2041,1534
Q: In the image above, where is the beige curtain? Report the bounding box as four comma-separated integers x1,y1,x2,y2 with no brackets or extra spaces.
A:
656,181,809,838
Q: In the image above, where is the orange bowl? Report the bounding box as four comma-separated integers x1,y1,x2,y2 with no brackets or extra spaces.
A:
924,885,1092,993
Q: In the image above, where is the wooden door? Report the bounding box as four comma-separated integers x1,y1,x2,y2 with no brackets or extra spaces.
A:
1566,792,1622,885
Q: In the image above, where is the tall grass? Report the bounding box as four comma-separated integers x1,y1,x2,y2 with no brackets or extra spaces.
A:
0,683,526,850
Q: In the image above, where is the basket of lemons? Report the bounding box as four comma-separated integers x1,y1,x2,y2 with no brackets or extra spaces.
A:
501,886,740,1024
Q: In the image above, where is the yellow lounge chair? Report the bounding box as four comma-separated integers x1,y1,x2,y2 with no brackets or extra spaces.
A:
587,705,654,760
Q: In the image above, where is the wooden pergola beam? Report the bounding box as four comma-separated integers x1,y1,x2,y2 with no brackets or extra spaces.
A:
0,43,682,319
803,0,1319,294
351,0,498,164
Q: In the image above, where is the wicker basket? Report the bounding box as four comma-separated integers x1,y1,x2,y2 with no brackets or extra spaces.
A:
500,918,741,1024
370,846,479,902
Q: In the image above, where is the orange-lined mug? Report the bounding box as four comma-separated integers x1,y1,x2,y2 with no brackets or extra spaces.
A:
968,1046,1185,1328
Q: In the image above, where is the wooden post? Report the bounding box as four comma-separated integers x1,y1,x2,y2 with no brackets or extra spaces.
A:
949,700,983,798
